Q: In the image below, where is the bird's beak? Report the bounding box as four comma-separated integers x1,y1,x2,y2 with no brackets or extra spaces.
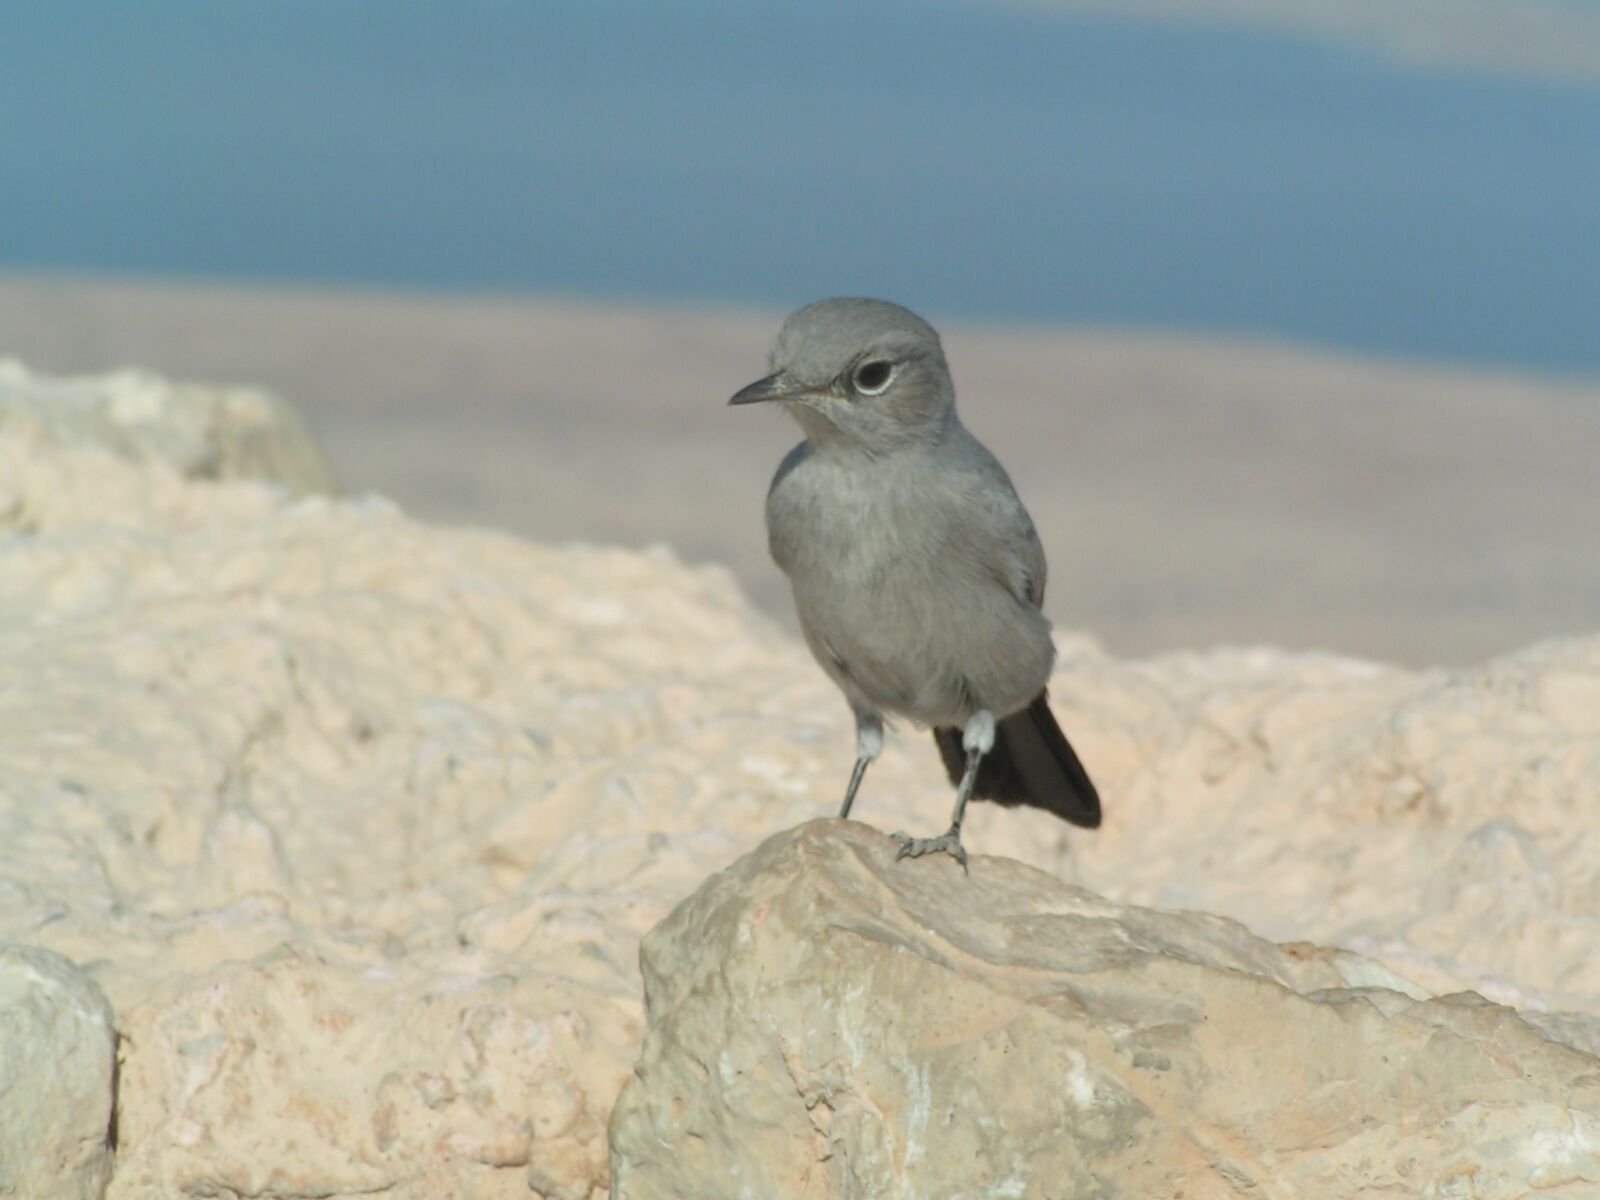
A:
728,371,808,406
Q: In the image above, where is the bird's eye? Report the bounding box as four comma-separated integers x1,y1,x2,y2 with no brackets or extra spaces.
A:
852,360,894,395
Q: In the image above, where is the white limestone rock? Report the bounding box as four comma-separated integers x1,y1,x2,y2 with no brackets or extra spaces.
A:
0,944,118,1200
609,820,1600,1199
1063,637,1600,1016
1,365,1598,1198
0,357,334,501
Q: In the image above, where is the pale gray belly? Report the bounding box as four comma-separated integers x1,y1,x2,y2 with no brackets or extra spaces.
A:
768,451,1055,725
786,542,1054,727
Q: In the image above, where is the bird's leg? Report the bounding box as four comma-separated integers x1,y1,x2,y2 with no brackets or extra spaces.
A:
839,710,883,819
893,709,994,871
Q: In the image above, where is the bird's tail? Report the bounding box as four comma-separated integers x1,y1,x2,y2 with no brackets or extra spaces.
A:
932,691,1101,828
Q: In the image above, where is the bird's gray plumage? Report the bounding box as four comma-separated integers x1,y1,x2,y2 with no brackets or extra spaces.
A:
731,297,1100,864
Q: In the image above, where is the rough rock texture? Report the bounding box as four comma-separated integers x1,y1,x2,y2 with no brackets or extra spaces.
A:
2,372,1599,1198
610,821,1600,1199
1064,639,1600,1016
0,425,876,1199
0,358,334,497
0,944,118,1200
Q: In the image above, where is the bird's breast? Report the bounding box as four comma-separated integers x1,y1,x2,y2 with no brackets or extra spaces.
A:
766,455,939,587
765,452,1053,724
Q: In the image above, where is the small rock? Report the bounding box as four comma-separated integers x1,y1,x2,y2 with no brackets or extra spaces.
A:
0,944,118,1200
0,357,334,494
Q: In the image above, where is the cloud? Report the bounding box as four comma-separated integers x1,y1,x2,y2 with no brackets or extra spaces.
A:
994,0,1600,85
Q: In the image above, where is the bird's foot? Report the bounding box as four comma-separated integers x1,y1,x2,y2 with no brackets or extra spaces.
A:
890,827,968,871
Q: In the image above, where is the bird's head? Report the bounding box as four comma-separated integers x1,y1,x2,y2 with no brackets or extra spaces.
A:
729,298,956,451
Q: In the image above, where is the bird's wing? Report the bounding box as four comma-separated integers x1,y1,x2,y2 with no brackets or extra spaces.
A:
1015,506,1048,608
947,433,1048,610
992,498,1047,609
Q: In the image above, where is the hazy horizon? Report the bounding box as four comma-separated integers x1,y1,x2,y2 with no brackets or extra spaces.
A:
1003,0,1600,85
3,1,1596,376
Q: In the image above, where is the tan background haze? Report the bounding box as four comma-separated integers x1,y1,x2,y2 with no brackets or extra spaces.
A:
5,272,1598,666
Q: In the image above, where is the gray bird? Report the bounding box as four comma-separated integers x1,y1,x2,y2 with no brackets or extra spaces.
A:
730,298,1100,866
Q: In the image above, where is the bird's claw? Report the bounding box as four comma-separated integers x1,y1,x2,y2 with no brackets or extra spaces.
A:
890,828,969,872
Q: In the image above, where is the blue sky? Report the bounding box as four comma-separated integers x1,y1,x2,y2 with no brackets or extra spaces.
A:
2,0,1596,374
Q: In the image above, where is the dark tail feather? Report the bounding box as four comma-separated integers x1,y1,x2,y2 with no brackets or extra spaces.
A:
933,692,1101,828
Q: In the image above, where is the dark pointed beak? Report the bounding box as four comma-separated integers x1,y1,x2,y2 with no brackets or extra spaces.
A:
728,371,802,406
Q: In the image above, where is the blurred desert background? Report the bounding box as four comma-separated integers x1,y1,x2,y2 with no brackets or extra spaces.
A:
6,272,1599,666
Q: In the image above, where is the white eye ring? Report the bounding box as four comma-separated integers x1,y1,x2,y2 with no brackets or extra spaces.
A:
852,360,896,395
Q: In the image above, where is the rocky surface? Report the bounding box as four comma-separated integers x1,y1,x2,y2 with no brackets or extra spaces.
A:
610,820,1600,1198
0,944,118,1200
2,367,1598,1197
1064,637,1600,1016
0,357,334,497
